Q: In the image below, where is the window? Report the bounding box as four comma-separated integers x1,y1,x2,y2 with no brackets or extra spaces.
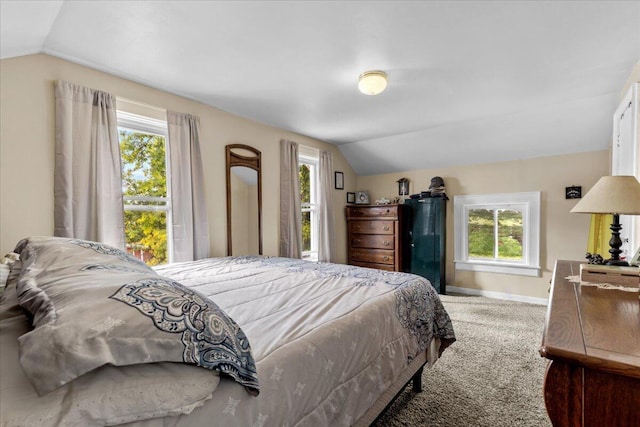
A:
299,151,319,261
454,192,540,276
117,111,172,266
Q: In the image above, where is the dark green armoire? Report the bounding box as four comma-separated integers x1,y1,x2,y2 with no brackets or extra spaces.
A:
404,197,447,294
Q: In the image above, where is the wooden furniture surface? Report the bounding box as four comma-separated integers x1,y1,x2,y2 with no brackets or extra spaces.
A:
540,260,640,427
346,204,406,271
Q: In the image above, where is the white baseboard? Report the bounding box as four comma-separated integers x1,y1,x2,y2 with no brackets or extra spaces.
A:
446,286,548,306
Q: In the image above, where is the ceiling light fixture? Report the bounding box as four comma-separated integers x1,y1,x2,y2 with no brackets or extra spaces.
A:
358,70,387,95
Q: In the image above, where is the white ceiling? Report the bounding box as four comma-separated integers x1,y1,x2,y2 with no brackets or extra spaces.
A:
1,1,639,175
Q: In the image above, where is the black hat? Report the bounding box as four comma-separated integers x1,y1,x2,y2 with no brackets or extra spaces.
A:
429,176,444,188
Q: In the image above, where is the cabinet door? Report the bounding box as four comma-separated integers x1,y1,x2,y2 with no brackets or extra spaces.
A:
407,199,445,293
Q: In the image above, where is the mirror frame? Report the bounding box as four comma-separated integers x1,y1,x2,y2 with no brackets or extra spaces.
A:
226,144,263,256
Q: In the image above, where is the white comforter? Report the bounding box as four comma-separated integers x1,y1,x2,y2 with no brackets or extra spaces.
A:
1,256,455,427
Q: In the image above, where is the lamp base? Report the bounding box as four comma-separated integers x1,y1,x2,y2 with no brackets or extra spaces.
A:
607,214,627,266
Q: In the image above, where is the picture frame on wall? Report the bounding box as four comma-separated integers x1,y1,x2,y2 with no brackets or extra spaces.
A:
335,171,344,190
346,192,356,204
565,185,582,199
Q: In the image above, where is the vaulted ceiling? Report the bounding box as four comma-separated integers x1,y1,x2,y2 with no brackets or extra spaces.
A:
1,1,638,175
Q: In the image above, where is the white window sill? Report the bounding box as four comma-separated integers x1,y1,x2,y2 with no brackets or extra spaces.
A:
454,260,541,277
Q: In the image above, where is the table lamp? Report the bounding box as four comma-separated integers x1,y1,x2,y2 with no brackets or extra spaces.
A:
571,175,640,266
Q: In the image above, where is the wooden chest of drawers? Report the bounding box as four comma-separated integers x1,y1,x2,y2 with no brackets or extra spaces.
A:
346,204,407,271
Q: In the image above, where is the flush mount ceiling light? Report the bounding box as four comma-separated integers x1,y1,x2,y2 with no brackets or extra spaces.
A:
358,70,387,95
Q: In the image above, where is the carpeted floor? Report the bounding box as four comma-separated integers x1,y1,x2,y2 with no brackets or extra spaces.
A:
374,295,552,427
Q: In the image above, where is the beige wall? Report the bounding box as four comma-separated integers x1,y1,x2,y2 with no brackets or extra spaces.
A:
0,54,356,261
357,150,609,300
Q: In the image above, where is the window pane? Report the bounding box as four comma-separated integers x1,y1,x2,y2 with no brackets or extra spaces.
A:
468,209,495,259
119,128,168,265
497,209,523,260
120,129,167,198
301,211,311,252
299,164,310,204
124,210,167,266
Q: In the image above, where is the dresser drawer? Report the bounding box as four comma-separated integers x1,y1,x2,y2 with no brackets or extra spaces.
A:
349,220,394,235
350,234,395,250
350,260,395,271
350,248,395,265
346,205,398,220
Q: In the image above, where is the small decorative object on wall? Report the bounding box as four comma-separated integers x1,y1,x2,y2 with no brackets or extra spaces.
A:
346,192,356,204
335,171,344,190
397,177,409,196
565,186,582,199
355,191,370,204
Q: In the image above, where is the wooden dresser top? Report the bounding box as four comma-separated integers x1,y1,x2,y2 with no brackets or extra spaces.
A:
540,260,640,379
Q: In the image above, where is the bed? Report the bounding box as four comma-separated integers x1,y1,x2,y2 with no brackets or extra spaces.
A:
0,236,455,426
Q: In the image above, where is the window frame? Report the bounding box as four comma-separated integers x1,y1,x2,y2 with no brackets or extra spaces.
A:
117,110,173,264
299,151,319,261
454,191,541,277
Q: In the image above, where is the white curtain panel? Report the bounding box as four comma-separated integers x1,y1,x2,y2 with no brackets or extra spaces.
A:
279,139,302,258
318,150,335,262
167,111,210,262
53,80,125,249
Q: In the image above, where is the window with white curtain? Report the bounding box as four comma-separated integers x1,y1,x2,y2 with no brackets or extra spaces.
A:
117,111,173,265
299,149,319,261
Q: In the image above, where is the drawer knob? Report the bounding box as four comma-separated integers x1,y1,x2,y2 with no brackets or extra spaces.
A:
383,256,389,261
383,226,390,231
383,241,390,246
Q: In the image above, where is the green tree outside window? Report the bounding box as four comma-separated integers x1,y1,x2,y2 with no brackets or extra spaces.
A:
468,208,523,260
120,129,168,265
299,164,311,252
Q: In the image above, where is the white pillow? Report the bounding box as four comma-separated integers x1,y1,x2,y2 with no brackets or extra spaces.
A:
0,252,18,289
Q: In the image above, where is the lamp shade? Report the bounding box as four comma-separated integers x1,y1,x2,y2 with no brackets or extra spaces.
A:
570,175,640,215
358,71,387,95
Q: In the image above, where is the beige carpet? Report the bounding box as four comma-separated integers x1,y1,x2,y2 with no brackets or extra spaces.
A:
374,295,552,427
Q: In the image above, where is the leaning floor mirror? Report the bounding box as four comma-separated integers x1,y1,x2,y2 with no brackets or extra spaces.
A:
226,144,263,256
